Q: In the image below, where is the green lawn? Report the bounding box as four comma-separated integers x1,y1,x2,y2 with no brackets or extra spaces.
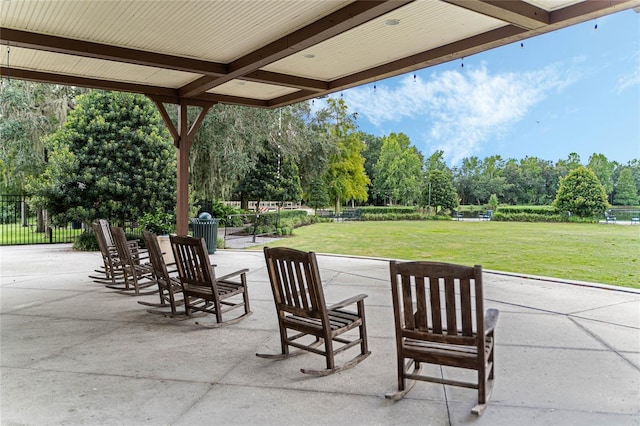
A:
254,221,640,289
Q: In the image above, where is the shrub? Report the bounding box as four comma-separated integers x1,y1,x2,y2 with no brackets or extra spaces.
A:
496,206,557,216
139,208,174,235
208,202,245,227
358,206,418,215
359,212,450,221
553,166,608,217
73,231,99,251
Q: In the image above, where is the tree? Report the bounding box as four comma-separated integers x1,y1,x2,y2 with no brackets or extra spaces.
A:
587,153,614,202
306,176,330,211
188,102,317,203
28,90,176,225
553,166,608,217
236,140,302,210
424,150,449,175
488,193,499,211
372,133,422,205
423,169,458,214
452,156,480,205
321,99,369,213
0,81,80,194
613,168,639,205
556,152,582,177
360,132,384,204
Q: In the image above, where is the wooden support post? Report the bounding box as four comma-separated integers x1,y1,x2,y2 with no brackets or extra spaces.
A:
149,96,213,236
176,101,191,235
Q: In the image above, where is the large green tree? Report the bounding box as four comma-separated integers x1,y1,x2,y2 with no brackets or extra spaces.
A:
423,169,458,214
587,153,614,202
553,166,608,217
372,133,422,205
28,90,176,225
0,81,80,194
236,140,302,210
360,132,384,204
613,168,639,205
321,99,369,213
188,102,321,205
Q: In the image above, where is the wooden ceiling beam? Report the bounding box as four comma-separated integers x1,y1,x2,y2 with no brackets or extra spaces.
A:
0,28,331,92
325,0,640,98
267,90,319,108
0,66,178,97
178,0,415,98
442,0,549,30
242,70,328,92
0,28,227,76
549,0,639,27
0,67,266,108
329,25,525,94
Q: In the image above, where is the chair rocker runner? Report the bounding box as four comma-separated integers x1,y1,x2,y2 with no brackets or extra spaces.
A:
140,231,186,316
170,235,251,327
386,261,499,415
110,226,157,296
256,247,370,376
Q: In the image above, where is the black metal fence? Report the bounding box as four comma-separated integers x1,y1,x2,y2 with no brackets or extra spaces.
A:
0,194,84,245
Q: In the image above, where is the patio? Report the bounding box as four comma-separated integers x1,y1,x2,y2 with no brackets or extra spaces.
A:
1,243,639,425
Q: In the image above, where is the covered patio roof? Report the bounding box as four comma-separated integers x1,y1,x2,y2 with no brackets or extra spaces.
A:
2,0,639,108
2,0,638,234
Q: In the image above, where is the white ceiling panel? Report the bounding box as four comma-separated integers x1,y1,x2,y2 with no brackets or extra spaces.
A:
265,1,506,80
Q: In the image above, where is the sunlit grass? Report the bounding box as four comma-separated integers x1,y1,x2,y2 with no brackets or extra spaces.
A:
253,221,640,288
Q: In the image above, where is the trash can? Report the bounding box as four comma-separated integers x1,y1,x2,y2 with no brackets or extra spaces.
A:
191,212,219,254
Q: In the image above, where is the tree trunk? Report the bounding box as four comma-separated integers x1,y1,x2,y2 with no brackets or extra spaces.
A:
240,192,249,211
21,199,28,227
36,209,45,233
334,196,340,215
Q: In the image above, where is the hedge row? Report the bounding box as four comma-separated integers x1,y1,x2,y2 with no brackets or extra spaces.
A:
360,213,450,221
357,206,420,215
491,212,564,222
495,206,557,216
491,212,597,223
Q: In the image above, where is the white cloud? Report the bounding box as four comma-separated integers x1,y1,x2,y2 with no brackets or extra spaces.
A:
342,63,577,164
616,51,640,94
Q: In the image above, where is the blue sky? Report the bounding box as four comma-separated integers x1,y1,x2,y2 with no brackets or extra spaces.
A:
315,9,639,167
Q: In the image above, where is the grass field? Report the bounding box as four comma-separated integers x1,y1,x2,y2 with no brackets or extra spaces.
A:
255,221,640,289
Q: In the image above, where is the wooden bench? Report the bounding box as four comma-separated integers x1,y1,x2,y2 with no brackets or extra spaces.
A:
631,217,639,225
605,214,616,224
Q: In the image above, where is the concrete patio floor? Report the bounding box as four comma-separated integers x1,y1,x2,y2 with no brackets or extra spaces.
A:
1,243,639,425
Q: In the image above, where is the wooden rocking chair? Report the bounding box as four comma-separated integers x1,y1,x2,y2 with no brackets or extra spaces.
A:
109,226,157,296
90,219,145,288
256,247,370,376
140,231,185,316
170,235,251,327
386,261,499,415
90,221,125,287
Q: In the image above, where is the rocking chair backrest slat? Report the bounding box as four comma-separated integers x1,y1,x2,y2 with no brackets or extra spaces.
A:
391,261,483,345
92,222,111,258
110,226,134,265
99,219,115,248
171,235,217,292
264,247,326,319
143,231,169,280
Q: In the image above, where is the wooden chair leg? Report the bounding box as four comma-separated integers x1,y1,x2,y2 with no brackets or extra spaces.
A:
385,359,422,401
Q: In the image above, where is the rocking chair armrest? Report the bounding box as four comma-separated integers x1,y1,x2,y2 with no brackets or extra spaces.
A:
216,268,249,282
327,293,368,310
484,309,500,335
